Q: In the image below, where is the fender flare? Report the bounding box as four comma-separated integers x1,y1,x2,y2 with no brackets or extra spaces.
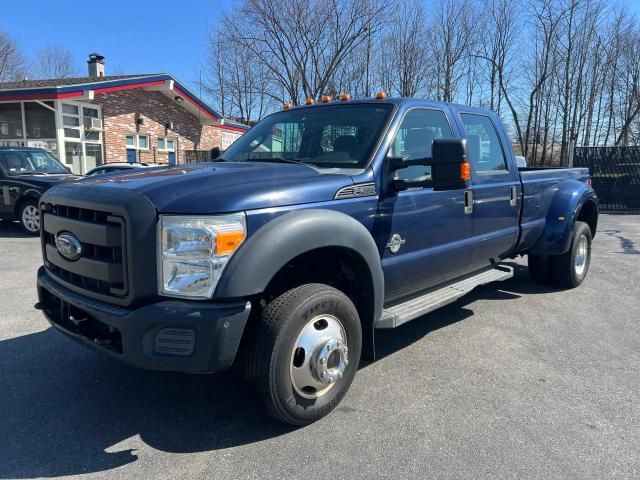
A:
214,209,385,323
530,180,598,256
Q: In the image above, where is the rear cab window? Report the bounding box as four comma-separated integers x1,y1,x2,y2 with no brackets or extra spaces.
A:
459,113,508,173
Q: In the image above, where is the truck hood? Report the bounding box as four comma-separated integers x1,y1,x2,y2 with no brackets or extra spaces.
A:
66,162,355,213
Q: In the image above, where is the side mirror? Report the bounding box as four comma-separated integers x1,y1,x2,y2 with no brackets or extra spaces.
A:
430,138,471,191
386,138,471,192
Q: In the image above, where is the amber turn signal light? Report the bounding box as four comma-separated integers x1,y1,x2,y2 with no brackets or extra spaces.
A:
460,162,472,181
215,231,246,255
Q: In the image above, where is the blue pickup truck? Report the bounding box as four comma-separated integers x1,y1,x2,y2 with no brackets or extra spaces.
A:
35,97,598,425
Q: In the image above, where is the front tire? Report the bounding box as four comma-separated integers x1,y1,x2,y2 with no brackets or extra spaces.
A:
246,283,362,425
551,221,592,288
19,200,40,235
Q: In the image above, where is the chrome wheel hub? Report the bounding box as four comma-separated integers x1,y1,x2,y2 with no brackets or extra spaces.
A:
22,205,40,232
574,234,589,276
290,314,348,399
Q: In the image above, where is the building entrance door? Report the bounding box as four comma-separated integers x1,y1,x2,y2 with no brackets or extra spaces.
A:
126,149,138,163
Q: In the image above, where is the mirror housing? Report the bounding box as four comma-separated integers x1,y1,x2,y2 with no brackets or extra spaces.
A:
386,138,471,192
430,138,470,191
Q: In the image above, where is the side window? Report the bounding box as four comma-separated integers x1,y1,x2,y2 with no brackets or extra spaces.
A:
459,114,508,172
390,109,453,182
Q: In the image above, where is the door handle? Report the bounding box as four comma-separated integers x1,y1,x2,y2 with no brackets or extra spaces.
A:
509,186,517,207
464,190,473,214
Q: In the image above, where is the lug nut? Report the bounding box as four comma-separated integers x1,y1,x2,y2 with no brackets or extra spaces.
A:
338,372,343,379
321,357,327,365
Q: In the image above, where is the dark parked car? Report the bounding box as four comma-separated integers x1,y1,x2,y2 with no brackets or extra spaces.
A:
85,162,152,176
36,97,598,425
0,147,79,234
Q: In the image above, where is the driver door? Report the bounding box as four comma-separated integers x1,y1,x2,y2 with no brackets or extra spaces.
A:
378,108,474,304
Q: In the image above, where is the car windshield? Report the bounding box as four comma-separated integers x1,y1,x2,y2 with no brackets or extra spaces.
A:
220,103,395,169
0,150,68,176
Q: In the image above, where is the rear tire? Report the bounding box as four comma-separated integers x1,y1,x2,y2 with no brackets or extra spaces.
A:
245,283,362,425
18,200,40,235
550,221,592,288
528,254,551,284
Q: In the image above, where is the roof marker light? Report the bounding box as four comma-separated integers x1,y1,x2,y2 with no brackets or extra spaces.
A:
375,91,387,99
305,97,314,105
339,92,351,101
321,95,331,103
283,103,292,110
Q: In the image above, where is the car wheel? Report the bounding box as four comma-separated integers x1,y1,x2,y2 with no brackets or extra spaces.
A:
528,254,552,284
246,283,362,425
551,221,592,288
19,200,40,235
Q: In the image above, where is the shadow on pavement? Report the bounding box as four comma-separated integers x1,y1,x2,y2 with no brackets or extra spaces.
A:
0,220,32,239
0,260,549,478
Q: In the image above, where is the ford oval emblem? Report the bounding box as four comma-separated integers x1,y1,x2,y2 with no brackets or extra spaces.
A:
55,232,82,261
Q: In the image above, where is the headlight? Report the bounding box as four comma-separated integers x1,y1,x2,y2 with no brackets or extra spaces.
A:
158,213,246,299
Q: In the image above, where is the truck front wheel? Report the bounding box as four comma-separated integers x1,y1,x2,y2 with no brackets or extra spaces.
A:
246,283,362,425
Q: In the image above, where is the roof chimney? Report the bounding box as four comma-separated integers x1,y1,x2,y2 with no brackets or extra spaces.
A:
88,52,105,77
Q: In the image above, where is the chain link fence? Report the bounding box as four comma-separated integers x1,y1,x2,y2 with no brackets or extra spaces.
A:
573,146,640,214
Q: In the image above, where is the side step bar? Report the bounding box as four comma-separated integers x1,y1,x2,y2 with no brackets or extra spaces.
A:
376,265,514,329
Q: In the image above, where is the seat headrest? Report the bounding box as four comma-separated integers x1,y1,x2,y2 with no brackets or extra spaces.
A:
333,135,357,153
404,129,435,158
467,134,481,164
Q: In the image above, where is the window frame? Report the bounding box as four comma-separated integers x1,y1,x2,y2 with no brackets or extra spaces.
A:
126,133,150,151
386,106,456,188
457,112,510,175
157,136,176,151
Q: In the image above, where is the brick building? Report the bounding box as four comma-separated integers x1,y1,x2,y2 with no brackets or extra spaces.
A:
0,54,248,174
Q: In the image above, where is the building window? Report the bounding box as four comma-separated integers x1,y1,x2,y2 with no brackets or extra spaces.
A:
126,133,150,150
0,103,23,139
25,102,56,139
157,137,176,151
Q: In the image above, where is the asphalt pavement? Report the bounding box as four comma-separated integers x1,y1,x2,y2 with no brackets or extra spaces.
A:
0,215,638,479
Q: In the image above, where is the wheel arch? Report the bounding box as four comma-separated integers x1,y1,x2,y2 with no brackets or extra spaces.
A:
14,190,41,217
530,180,598,256
215,209,384,359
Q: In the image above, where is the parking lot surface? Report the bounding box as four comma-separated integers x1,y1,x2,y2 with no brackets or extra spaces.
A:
0,215,638,479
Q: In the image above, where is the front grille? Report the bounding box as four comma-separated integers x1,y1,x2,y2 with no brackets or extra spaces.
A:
41,202,127,298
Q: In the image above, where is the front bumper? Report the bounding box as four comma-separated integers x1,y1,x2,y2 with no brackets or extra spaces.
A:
36,267,251,373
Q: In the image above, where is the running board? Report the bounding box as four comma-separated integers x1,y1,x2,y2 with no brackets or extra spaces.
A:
376,265,514,329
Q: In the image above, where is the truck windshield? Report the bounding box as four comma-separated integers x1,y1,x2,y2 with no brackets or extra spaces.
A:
220,103,395,169
0,150,68,176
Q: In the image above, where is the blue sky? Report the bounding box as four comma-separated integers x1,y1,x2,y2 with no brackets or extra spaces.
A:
2,0,639,93
2,0,232,89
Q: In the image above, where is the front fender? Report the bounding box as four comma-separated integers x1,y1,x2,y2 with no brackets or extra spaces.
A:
214,209,384,322
530,180,598,256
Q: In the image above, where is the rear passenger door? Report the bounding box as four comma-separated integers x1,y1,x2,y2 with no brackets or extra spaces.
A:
456,111,520,270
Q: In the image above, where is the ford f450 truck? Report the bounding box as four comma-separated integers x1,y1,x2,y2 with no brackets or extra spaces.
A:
35,97,598,425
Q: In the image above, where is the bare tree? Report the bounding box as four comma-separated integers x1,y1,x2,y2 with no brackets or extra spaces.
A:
0,30,26,82
31,45,78,79
428,0,479,102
